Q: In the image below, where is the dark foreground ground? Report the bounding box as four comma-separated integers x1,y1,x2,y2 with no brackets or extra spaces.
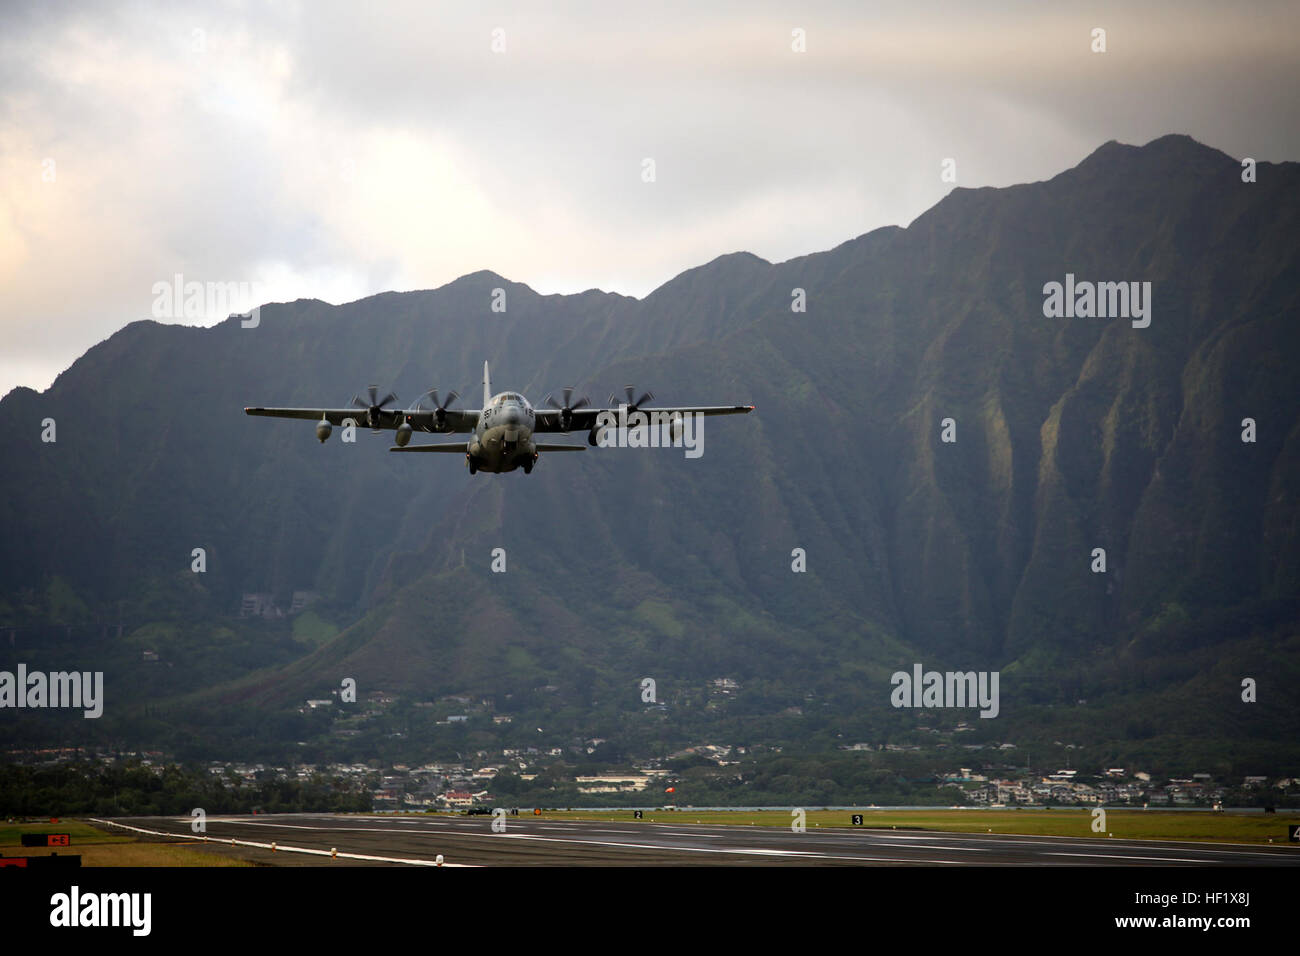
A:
96,813,1300,867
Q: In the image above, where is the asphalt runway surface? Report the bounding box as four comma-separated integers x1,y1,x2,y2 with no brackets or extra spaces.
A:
102,813,1300,866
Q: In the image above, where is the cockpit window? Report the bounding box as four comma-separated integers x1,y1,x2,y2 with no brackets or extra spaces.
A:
491,393,526,406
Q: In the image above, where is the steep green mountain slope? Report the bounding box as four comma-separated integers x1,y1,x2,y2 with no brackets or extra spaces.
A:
2,135,1297,770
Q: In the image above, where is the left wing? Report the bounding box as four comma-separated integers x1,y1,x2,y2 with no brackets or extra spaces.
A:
245,406,480,433
390,442,469,453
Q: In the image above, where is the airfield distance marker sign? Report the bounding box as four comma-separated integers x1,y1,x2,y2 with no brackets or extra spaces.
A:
21,833,70,847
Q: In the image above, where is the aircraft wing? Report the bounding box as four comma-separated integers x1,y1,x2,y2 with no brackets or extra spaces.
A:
389,442,469,453
390,442,584,453
533,404,754,433
635,405,756,418
245,406,480,432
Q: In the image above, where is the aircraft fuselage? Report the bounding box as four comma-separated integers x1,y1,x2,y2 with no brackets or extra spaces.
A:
469,391,537,473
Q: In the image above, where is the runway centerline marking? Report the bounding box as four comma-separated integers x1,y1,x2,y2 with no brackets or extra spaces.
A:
491,832,973,863
1046,851,1213,863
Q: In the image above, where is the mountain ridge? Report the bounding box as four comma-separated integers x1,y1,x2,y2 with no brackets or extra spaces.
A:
1,133,1296,767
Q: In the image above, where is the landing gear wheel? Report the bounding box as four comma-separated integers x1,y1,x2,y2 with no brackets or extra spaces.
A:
523,461,533,475
467,457,477,475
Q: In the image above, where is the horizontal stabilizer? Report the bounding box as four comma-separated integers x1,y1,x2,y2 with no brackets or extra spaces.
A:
390,443,468,452
535,443,585,452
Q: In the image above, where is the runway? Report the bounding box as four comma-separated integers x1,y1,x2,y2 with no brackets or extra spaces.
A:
100,813,1300,866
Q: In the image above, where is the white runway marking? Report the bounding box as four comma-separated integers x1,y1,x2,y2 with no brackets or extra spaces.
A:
1046,851,1211,863
492,831,971,863
91,818,473,867
814,839,992,855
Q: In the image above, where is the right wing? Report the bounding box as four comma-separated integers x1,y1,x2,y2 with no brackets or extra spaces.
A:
533,404,755,433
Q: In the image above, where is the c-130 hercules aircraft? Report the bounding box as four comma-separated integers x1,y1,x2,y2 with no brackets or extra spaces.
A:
245,362,755,474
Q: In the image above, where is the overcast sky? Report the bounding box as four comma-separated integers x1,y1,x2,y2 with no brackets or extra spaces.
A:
2,0,1297,395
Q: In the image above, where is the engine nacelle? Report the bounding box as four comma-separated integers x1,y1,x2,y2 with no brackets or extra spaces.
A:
395,422,413,447
316,419,333,442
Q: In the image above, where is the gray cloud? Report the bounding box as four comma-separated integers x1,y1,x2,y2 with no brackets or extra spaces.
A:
1,0,1297,394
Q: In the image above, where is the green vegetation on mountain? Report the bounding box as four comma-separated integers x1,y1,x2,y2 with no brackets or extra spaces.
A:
1,135,1297,778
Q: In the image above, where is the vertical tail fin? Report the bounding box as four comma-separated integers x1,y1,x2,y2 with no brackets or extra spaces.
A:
482,360,491,408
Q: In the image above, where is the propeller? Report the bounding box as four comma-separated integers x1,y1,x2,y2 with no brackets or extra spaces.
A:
609,385,654,411
409,387,461,429
351,385,398,430
545,386,590,430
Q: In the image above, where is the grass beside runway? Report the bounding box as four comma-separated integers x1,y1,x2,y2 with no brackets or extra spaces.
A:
491,808,1300,845
0,819,252,866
